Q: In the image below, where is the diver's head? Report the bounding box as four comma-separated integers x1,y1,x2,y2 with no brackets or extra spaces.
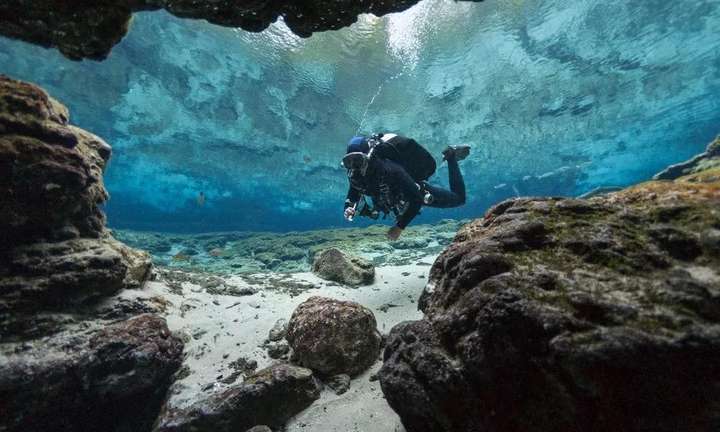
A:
346,135,370,154
342,152,370,177
343,136,371,177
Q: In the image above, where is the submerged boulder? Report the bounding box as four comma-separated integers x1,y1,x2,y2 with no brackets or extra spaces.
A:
380,156,720,432
0,314,184,432
287,296,382,376
155,363,321,432
312,247,375,286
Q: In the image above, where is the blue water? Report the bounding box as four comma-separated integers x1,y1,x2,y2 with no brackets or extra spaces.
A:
1,0,719,232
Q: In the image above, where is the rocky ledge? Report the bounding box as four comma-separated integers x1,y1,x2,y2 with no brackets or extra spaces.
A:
0,0,483,61
0,75,183,432
380,140,720,432
1,314,183,431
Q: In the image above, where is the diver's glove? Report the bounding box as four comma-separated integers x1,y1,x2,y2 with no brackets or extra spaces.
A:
344,205,357,221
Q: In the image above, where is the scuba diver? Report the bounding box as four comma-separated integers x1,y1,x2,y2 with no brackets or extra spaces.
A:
342,133,470,240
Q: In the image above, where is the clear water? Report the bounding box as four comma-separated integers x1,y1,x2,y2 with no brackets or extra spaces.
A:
1,0,719,232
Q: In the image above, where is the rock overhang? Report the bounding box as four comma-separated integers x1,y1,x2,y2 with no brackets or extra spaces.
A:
0,0,484,60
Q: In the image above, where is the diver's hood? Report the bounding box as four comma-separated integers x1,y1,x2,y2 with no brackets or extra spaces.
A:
342,152,370,176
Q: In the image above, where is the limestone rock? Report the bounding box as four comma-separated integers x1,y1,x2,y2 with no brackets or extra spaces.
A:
325,374,351,395
0,314,184,432
0,1,484,60
0,75,110,244
653,135,720,180
287,296,382,376
312,247,374,286
266,340,291,360
268,318,288,342
380,158,720,432
0,76,183,432
246,427,273,432
0,75,151,340
1,236,150,311
155,364,321,432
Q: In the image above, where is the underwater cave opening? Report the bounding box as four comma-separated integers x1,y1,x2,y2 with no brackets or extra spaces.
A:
1,0,719,235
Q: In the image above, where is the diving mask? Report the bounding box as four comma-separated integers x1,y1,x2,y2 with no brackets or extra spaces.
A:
342,152,370,176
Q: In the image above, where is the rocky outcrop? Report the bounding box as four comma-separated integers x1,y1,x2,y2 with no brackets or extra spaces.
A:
155,363,321,432
653,136,720,180
0,76,182,432
0,0,483,61
0,314,184,432
312,247,375,286
287,296,382,376
0,75,152,339
380,156,720,432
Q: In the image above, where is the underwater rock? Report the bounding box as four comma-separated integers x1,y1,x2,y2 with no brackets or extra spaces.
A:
268,318,288,342
155,363,321,432
312,247,375,286
0,75,151,338
286,296,382,376
229,356,258,375
266,340,291,360
391,237,431,250
578,185,624,199
1,236,151,319
0,314,183,432
653,136,720,180
0,75,110,244
380,157,720,432
246,427,272,432
325,374,352,395
0,76,184,431
0,0,484,60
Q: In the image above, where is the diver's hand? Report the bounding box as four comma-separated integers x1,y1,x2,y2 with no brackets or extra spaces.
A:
387,226,403,241
344,206,356,221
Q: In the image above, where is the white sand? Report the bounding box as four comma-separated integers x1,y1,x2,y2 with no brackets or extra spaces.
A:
118,258,437,431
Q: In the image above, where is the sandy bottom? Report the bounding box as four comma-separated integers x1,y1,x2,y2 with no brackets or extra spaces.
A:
115,257,437,431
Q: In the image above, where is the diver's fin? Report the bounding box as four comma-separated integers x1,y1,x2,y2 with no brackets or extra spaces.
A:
442,144,471,162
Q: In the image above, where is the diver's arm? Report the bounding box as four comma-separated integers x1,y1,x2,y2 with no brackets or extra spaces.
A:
344,186,362,221
389,165,424,229
345,186,361,208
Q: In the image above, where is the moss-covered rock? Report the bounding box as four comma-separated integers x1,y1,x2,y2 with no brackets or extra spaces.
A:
312,248,375,286
380,146,720,432
287,296,382,376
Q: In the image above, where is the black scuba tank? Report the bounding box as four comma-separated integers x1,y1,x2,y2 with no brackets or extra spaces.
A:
368,133,437,183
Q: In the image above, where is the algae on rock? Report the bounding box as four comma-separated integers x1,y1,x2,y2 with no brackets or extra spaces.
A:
380,139,720,432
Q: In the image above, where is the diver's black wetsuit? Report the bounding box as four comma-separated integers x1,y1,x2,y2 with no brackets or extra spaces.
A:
345,136,466,229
